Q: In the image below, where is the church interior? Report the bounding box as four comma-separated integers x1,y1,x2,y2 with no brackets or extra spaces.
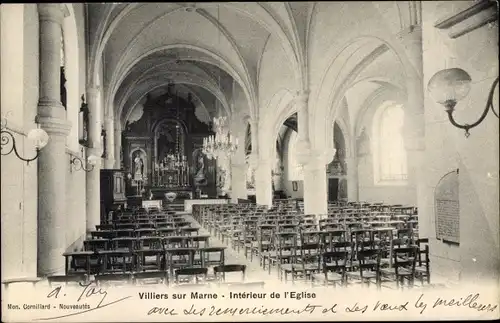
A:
1,2,499,294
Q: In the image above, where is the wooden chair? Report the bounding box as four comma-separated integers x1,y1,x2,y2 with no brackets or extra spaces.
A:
175,267,208,285
95,273,133,286
134,248,164,272
69,251,102,276
379,246,418,289
321,230,348,252
213,264,246,284
345,249,381,288
415,244,430,285
165,248,196,277
101,249,136,273
179,227,200,236
274,232,299,281
157,227,176,236
255,224,276,269
96,224,114,231
241,219,258,258
285,236,321,283
198,247,225,270
84,239,108,252
312,251,349,287
135,228,156,237
133,270,169,285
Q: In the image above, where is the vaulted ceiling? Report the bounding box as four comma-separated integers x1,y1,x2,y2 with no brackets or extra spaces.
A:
87,2,411,131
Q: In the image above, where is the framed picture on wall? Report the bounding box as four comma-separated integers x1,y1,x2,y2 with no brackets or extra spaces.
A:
292,181,298,191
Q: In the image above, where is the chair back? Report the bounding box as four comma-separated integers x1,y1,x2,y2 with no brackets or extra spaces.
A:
393,246,417,276
213,264,246,282
175,267,208,284
95,273,133,285
133,271,168,285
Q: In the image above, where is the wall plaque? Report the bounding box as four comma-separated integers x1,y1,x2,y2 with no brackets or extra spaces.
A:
434,169,460,244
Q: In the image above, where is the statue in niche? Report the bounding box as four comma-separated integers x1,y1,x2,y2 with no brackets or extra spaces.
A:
192,149,207,186
133,151,145,180
357,127,371,157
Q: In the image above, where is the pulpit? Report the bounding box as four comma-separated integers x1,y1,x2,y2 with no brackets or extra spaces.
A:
100,169,127,222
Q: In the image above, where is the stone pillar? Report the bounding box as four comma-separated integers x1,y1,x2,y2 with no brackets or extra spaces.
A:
400,26,427,238
230,162,247,203
303,154,328,218
114,122,122,169
250,120,259,155
104,116,115,169
345,155,359,202
255,159,273,207
37,4,72,276
86,87,102,233
295,91,312,163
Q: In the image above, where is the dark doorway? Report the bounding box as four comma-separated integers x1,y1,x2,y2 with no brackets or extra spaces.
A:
328,178,339,202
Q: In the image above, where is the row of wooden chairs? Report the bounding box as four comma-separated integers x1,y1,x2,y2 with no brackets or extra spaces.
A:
85,234,210,251
50,264,251,287
67,245,226,276
91,226,198,239
195,202,428,290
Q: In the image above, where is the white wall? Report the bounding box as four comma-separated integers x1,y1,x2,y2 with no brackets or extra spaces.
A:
355,88,417,206
1,4,39,279
0,4,88,279
421,1,499,284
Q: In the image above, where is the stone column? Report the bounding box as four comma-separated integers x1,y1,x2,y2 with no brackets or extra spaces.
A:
86,86,102,233
255,159,273,207
345,155,359,202
400,26,428,238
114,122,122,169
37,4,72,276
230,162,247,203
295,91,312,164
104,116,115,169
303,153,328,218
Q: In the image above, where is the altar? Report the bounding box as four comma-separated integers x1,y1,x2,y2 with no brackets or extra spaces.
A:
150,186,193,201
142,199,162,210
121,86,219,199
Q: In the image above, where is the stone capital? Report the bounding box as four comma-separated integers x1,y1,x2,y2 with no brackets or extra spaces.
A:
304,151,328,169
38,4,66,25
295,138,312,165
37,116,72,136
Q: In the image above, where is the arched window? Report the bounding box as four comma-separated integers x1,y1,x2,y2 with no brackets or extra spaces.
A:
287,131,303,181
373,101,407,184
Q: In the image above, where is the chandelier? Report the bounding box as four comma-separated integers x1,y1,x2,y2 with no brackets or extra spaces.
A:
202,116,238,160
